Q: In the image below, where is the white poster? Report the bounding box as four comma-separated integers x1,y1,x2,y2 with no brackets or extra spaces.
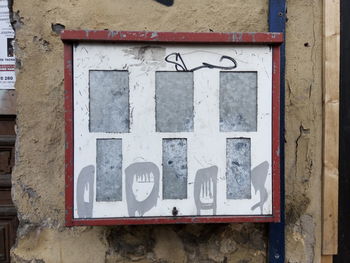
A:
72,43,273,219
0,0,15,89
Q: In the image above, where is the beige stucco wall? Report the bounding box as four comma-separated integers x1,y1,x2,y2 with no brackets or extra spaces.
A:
10,0,323,262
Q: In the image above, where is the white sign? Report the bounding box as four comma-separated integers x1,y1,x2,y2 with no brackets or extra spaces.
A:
0,0,15,89
72,43,274,219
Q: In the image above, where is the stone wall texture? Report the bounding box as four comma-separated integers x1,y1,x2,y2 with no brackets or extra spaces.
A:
10,0,323,262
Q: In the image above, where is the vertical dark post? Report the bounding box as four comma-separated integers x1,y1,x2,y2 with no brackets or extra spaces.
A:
334,0,350,261
268,0,286,262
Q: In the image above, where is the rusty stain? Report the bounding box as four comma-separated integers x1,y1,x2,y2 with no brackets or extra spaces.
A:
232,32,243,42
151,32,158,39
65,59,72,70
251,32,256,42
107,30,119,38
84,29,90,38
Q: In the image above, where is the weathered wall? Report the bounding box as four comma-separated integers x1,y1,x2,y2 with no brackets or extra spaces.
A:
284,1,323,262
10,0,322,262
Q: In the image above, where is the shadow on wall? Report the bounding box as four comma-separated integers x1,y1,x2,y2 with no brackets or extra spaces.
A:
153,0,174,7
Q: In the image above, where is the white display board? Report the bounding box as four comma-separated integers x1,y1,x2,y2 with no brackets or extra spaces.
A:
0,0,15,89
71,42,274,219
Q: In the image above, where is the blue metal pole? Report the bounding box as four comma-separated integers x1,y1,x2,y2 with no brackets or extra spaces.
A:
268,0,286,262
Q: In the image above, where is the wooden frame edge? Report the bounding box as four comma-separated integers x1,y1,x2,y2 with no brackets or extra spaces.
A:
322,0,340,256
64,43,74,226
61,30,283,44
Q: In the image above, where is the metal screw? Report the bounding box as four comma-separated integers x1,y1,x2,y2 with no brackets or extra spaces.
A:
172,207,178,216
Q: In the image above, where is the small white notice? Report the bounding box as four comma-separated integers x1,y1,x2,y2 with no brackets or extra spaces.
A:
0,0,15,89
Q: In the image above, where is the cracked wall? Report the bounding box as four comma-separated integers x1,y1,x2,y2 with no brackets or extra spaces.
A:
284,1,322,262
9,0,322,262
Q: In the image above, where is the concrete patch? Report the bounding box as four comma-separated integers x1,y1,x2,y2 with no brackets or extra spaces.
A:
96,139,123,201
226,138,251,199
162,139,187,199
220,72,257,132
156,72,193,132
89,70,129,133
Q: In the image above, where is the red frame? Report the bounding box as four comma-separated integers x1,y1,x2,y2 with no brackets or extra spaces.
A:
62,30,282,226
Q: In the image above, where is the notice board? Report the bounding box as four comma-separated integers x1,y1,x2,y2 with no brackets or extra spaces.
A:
62,31,283,225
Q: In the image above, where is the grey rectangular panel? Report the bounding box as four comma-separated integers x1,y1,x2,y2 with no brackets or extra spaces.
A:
90,70,129,133
156,72,193,132
96,139,122,201
226,138,251,199
220,72,257,132
162,139,187,199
